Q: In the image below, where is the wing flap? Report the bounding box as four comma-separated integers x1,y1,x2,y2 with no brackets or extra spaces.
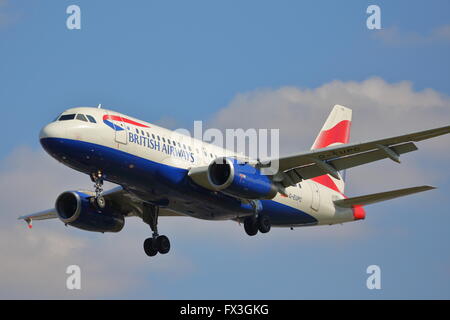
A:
333,185,435,208
280,142,417,186
274,124,450,172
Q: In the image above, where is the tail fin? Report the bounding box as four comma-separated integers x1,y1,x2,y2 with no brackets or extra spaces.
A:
310,105,352,194
311,105,352,150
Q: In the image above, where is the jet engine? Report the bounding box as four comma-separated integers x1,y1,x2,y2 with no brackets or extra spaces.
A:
55,191,124,232
188,157,278,200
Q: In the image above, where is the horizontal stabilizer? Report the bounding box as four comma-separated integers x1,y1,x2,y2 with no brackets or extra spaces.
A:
334,185,436,208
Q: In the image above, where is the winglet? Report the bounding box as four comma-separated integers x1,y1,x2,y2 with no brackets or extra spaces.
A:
25,218,32,229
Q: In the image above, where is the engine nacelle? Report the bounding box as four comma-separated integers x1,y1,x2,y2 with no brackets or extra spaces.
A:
188,157,277,200
55,191,124,233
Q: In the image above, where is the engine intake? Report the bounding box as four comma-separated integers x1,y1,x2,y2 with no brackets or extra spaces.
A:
55,191,124,233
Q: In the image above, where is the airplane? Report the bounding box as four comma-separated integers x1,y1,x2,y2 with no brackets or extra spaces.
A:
19,104,450,257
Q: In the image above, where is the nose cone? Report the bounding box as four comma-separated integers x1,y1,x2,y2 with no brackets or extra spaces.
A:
39,122,67,157
40,122,64,140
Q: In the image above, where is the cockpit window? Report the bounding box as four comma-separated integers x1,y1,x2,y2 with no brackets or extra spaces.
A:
59,114,76,121
76,114,88,122
86,115,97,123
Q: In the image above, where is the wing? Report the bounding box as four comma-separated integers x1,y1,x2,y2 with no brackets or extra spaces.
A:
99,186,183,218
18,186,182,228
333,185,435,208
267,125,450,187
18,209,58,228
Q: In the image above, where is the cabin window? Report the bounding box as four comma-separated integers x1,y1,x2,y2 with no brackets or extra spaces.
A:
76,114,88,122
152,134,155,139
162,137,166,143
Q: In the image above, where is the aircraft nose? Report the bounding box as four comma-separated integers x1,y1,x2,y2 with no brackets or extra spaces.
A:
39,122,67,158
39,122,63,140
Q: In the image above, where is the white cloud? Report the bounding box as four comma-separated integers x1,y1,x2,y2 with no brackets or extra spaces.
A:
374,25,450,46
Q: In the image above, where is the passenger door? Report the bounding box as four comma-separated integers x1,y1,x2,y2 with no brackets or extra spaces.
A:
105,111,128,145
115,119,128,145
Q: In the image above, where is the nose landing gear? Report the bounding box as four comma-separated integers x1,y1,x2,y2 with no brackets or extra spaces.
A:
90,170,106,209
142,203,171,257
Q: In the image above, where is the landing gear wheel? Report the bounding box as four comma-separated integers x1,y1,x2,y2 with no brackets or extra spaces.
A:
96,196,106,209
143,238,158,257
244,217,258,236
142,203,172,257
257,214,271,233
90,170,105,209
156,235,171,254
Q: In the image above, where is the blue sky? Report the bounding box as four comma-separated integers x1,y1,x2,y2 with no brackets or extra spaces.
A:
1,0,450,299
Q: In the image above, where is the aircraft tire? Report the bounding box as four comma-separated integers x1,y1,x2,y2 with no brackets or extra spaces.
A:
156,235,171,254
96,196,106,209
244,217,258,236
257,214,271,233
143,238,158,257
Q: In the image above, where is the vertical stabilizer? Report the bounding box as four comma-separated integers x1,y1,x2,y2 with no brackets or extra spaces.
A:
310,105,352,193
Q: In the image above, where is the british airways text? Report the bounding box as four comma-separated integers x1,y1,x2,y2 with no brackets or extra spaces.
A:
128,133,195,163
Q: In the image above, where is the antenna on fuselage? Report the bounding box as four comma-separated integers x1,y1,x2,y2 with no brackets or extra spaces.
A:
97,104,102,109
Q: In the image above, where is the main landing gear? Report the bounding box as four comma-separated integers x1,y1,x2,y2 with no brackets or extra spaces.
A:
142,203,171,257
243,214,271,236
90,170,106,209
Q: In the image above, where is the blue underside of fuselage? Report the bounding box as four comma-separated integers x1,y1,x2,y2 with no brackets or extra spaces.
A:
40,137,318,226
